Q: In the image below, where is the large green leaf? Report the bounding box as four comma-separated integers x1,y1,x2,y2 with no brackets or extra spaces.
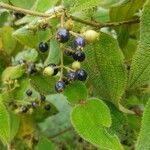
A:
30,73,58,95
63,81,87,104
44,39,60,66
0,98,20,145
136,99,150,150
83,32,127,105
128,0,150,88
71,98,123,150
110,0,145,48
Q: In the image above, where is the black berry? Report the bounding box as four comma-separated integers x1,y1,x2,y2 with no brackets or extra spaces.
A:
57,28,70,43
39,42,49,53
40,94,46,102
67,71,77,81
26,89,32,96
55,81,66,93
72,50,85,62
74,37,86,48
44,104,51,111
76,69,87,81
47,64,58,76
22,106,29,113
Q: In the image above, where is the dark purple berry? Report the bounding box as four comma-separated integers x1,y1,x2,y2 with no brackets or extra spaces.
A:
67,71,77,81
55,81,66,93
76,69,87,81
74,37,86,48
72,50,85,62
26,89,32,96
57,28,70,43
44,104,51,111
47,64,58,76
39,42,49,53
22,106,29,113
40,94,46,102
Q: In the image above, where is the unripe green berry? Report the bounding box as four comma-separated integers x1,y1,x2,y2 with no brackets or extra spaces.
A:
43,66,54,76
65,19,74,30
72,61,81,70
83,30,99,42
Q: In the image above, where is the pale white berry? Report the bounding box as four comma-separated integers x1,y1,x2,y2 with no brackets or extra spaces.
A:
83,30,99,42
43,66,54,76
72,61,81,70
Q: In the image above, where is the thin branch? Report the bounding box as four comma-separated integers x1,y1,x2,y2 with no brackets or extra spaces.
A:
0,2,64,17
49,127,73,139
70,15,140,28
0,2,140,28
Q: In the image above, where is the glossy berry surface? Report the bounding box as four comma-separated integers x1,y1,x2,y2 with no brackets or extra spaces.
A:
57,28,70,43
39,42,49,53
74,37,86,48
55,81,66,93
44,104,51,111
26,89,32,96
48,64,58,76
72,50,85,62
67,71,77,81
76,69,88,81
22,106,29,113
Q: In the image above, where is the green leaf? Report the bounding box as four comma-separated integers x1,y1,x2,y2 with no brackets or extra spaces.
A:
10,0,36,9
13,27,51,48
2,65,25,82
9,112,20,141
0,101,10,145
39,94,72,137
0,100,19,144
30,73,58,95
1,26,17,55
71,98,123,150
15,49,38,63
83,32,127,105
128,0,150,88
63,81,87,104
44,39,60,66
35,137,58,150
110,0,146,48
136,99,150,150
0,9,9,27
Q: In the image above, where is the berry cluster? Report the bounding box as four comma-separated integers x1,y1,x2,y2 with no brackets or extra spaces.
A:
14,89,51,113
42,27,88,93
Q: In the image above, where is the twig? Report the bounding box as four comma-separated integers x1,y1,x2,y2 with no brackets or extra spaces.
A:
0,2,140,28
49,127,73,139
70,15,140,28
0,2,64,17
